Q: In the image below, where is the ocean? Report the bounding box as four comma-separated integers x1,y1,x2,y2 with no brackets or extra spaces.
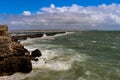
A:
0,31,120,80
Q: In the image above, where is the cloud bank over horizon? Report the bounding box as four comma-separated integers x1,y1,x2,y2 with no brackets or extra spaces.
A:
1,3,120,30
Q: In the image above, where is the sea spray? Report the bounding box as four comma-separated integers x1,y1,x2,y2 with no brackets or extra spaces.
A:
21,37,87,71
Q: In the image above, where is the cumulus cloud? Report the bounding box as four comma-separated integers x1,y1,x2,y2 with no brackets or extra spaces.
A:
50,4,55,8
22,11,31,16
1,3,120,30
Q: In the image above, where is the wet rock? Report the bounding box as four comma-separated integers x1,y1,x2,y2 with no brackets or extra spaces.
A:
32,58,39,62
45,32,65,36
0,39,32,76
31,49,42,57
11,33,43,42
30,49,42,62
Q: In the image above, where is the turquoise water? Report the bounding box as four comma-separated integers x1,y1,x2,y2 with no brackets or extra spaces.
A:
7,31,120,80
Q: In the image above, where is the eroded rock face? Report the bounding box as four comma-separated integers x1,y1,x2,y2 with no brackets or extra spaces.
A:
0,32,45,76
8,41,29,56
0,38,32,76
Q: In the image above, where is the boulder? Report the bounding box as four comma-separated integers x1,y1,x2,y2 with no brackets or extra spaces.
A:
31,49,42,57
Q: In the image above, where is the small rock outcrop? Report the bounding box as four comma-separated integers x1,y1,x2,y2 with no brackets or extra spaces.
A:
31,49,42,61
31,49,42,57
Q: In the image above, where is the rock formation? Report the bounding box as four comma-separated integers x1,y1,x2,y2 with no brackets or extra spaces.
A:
11,33,43,42
0,25,42,76
31,49,42,57
10,32,66,42
0,37,31,76
0,37,42,76
45,32,65,36
31,49,42,61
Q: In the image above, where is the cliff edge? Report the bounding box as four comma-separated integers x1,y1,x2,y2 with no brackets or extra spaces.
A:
0,37,41,76
0,25,42,76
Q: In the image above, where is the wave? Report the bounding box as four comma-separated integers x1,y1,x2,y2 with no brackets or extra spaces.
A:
20,31,86,71
31,49,86,71
0,31,87,80
39,31,74,39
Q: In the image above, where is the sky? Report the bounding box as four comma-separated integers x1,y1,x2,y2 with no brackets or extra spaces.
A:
0,0,120,30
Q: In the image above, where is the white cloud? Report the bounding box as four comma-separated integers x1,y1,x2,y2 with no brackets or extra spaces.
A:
23,11,31,16
50,4,55,8
1,3,120,30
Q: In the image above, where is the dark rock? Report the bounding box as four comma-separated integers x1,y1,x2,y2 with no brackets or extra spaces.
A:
11,33,43,42
0,56,32,76
45,32,66,36
32,58,39,62
31,49,42,57
0,40,32,76
18,56,32,73
10,32,65,41
0,31,45,76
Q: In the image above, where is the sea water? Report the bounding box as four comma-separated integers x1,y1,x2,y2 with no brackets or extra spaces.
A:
0,31,120,80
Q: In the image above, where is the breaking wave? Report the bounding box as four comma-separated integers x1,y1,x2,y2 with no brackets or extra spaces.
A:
0,32,88,80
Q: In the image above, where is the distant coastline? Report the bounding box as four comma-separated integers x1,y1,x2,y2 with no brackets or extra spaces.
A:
9,29,81,33
9,29,120,33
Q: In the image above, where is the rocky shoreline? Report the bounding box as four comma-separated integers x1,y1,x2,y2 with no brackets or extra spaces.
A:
0,37,42,76
0,31,66,76
10,32,66,42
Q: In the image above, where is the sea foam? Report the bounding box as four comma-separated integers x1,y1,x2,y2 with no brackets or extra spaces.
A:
21,34,86,71
0,31,88,80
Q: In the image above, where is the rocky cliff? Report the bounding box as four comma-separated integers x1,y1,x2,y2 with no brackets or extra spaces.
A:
0,37,41,76
0,31,66,76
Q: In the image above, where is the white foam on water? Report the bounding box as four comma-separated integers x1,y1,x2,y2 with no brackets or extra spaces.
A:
43,33,47,37
31,49,68,71
1,32,87,80
91,41,97,43
31,49,88,71
20,35,88,71
41,34,55,39
40,32,73,39
85,71,91,75
21,32,75,41
20,38,35,46
0,76,9,80
54,32,75,37
77,77,86,80
0,71,38,80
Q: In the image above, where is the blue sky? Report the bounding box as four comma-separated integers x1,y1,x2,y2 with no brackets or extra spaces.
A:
1,0,120,30
0,0,119,14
